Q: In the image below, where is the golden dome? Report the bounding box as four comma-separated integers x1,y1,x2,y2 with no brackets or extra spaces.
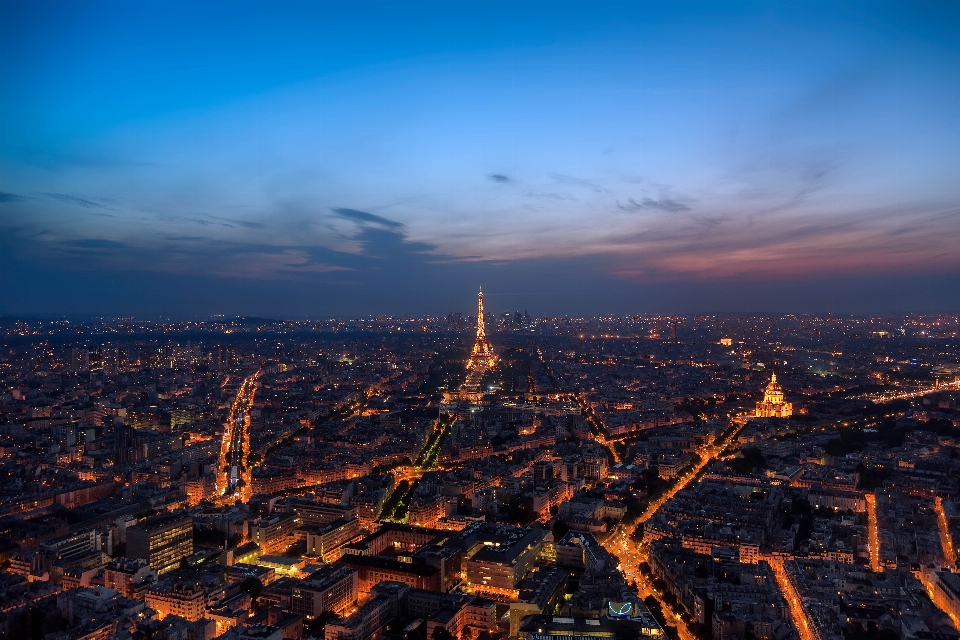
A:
763,372,784,404
756,371,791,418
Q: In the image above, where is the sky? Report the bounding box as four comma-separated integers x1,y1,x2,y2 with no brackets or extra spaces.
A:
1,0,959,318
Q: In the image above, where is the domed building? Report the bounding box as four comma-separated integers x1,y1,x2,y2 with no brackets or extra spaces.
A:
755,372,792,418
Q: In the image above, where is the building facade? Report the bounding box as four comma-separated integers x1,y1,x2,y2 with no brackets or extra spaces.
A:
127,515,193,575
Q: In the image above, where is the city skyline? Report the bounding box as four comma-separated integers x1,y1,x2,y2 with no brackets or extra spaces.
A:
1,304,958,640
2,1,960,317
2,1,960,630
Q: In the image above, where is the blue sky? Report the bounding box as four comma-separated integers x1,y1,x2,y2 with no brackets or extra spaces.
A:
2,1,959,317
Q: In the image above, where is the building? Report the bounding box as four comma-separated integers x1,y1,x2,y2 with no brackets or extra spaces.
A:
186,476,217,506
931,571,960,627
555,532,592,570
102,558,158,598
324,582,408,640
403,587,498,637
145,582,210,621
462,526,548,597
302,516,362,562
41,529,107,566
127,514,193,575
755,373,792,419
408,495,449,529
807,487,866,512
291,565,359,620
224,563,276,587
518,614,664,640
342,523,447,557
57,586,147,632
336,553,441,594
510,568,569,637
253,515,299,554
287,500,358,526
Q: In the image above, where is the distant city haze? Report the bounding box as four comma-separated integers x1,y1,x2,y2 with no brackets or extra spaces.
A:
2,1,959,317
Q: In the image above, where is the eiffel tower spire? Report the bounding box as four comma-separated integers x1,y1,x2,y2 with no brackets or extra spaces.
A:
475,287,486,343
468,287,495,371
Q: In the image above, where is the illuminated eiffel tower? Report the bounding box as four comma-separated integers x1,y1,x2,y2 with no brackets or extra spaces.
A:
467,287,495,371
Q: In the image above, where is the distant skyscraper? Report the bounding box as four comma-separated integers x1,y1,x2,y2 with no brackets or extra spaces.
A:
755,373,793,418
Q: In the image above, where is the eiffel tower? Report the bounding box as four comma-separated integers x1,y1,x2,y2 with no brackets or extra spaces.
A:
467,287,495,371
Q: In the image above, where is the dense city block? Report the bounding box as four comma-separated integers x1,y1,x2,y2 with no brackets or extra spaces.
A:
0,308,959,640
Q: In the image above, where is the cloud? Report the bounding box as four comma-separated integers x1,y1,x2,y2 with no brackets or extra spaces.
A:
523,191,569,201
68,238,129,250
548,173,602,192
1,191,459,284
733,152,840,223
211,216,266,229
44,192,107,208
331,207,404,229
618,197,690,213
157,214,264,229
0,192,26,203
211,249,351,279
692,216,727,228
489,174,511,183
793,158,835,203
604,199,960,284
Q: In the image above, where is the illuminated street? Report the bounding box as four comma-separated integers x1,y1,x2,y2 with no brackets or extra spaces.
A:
865,492,881,572
936,496,956,567
601,418,749,640
764,555,814,640
863,377,960,404
216,370,261,502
